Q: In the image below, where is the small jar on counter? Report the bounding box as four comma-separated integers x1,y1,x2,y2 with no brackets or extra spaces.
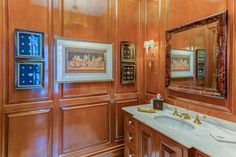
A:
153,94,163,110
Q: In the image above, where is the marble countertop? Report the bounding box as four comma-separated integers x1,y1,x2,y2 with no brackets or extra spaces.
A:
122,103,236,157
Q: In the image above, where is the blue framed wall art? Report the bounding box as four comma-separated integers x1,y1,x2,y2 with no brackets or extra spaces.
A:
15,61,44,89
15,29,44,59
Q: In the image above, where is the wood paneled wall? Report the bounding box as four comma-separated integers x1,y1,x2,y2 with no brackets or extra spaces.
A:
0,0,152,156
1,0,235,156
145,0,160,98
145,0,236,122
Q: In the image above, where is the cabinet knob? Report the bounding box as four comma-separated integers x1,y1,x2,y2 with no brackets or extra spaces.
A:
129,136,133,141
128,154,133,157
128,120,133,125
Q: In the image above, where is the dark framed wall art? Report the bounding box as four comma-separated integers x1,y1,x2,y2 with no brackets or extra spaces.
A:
196,49,206,79
14,29,45,89
120,41,136,62
120,41,136,84
15,61,44,89
121,63,136,84
15,29,44,59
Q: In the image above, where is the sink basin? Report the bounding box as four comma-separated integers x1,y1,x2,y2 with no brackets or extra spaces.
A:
154,115,195,131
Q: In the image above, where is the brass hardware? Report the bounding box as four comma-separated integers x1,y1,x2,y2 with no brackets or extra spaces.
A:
144,40,158,67
180,113,191,119
193,114,202,124
172,108,179,117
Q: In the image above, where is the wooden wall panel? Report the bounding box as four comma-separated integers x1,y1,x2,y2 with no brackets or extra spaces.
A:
61,82,109,99
5,109,52,157
115,99,139,140
55,0,143,155
1,0,235,156
0,0,3,155
1,0,143,156
231,0,236,115
145,0,160,95
61,103,110,154
167,0,226,29
61,0,112,99
118,0,139,41
116,0,140,93
94,146,124,157
4,0,52,104
63,0,109,41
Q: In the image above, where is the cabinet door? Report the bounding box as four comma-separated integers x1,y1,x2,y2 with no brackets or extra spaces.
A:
188,148,210,157
138,123,159,157
195,150,210,157
160,135,188,157
160,142,177,157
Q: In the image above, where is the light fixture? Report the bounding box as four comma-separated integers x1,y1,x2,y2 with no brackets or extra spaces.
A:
144,40,158,67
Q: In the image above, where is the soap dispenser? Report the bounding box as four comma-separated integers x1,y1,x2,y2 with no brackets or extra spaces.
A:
153,94,163,110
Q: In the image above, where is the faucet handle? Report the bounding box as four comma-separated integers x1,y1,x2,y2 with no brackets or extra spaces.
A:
172,107,179,117
193,114,202,124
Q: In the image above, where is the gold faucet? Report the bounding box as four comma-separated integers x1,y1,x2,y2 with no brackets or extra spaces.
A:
172,108,179,117
193,114,202,124
180,113,191,119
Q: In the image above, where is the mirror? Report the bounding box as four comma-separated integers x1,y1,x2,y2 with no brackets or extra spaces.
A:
165,11,227,98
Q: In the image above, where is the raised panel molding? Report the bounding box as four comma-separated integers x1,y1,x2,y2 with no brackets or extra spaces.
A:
59,95,111,106
1,0,144,156
116,0,140,93
4,109,52,157
115,99,139,140
145,0,160,95
62,0,110,41
60,103,110,154
3,0,52,104
61,82,110,99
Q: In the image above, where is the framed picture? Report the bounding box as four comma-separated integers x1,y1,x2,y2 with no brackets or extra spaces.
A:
121,41,136,62
15,61,44,89
171,49,194,78
121,64,136,84
55,38,113,82
15,29,44,59
196,49,206,79
196,65,206,79
196,49,206,64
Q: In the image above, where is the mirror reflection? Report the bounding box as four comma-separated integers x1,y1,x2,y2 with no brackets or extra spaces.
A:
170,21,217,89
165,11,227,98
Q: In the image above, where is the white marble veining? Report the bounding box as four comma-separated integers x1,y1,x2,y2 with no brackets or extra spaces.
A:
122,103,236,157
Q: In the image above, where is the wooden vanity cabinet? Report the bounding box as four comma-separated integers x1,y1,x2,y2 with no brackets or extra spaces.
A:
124,111,209,157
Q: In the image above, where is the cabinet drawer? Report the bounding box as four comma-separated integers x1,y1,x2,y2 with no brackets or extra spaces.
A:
125,127,136,147
124,113,136,129
160,135,188,157
126,146,136,157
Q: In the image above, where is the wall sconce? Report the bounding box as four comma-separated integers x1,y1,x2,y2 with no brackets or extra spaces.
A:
144,40,158,67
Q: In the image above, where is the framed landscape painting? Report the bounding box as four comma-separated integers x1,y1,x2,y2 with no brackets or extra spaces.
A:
55,38,113,82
